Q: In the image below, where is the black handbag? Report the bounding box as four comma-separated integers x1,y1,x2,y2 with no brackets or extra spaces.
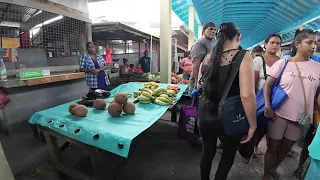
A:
218,50,249,137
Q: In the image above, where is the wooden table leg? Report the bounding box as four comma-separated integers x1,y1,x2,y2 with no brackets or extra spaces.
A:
44,132,62,162
89,147,100,178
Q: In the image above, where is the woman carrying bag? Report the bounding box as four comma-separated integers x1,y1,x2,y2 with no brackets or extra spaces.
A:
197,22,256,180
262,29,320,180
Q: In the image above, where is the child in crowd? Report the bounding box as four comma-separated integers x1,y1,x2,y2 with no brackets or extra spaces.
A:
129,64,135,73
135,64,143,73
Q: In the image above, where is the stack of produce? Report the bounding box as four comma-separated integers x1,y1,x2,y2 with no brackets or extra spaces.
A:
108,92,135,117
69,103,88,117
133,82,179,106
142,72,160,81
171,73,189,84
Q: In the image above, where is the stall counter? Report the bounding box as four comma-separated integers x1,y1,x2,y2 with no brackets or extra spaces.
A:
0,71,89,135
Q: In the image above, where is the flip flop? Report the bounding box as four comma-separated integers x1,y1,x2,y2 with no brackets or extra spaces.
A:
293,168,303,180
287,150,295,158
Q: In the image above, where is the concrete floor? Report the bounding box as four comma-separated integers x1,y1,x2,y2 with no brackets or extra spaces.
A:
0,111,304,180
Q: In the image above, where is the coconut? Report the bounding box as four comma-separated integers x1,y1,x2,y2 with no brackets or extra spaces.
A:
123,102,136,115
93,99,106,110
108,102,123,117
73,105,88,117
114,92,129,105
69,103,79,115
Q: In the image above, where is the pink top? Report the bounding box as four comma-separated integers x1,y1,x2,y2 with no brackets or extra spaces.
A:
180,57,193,75
268,59,320,122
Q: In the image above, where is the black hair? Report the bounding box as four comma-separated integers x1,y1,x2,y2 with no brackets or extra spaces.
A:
129,64,134,68
265,34,282,44
290,29,316,56
252,45,264,53
185,51,190,57
202,22,216,34
86,42,94,50
203,22,240,103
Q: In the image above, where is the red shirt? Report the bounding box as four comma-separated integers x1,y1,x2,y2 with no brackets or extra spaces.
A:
135,69,143,73
129,68,135,73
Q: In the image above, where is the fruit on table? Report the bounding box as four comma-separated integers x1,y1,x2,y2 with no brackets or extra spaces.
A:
141,91,153,99
156,97,172,104
110,99,116,105
123,102,136,115
166,89,177,97
114,92,130,105
140,88,153,95
167,85,180,93
69,103,79,115
108,102,123,117
139,100,151,104
154,98,170,106
93,99,106,110
144,82,159,90
133,91,141,98
152,87,166,97
73,105,88,117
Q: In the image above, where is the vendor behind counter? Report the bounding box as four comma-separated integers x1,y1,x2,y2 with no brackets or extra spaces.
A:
80,42,109,92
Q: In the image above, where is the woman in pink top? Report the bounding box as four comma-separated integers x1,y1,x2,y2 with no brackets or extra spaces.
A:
262,30,320,180
180,51,193,80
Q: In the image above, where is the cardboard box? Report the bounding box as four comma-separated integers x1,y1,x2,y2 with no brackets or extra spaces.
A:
16,70,50,79
3,48,17,62
2,38,20,48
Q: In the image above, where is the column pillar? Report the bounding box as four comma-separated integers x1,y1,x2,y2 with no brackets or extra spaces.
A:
188,6,195,50
160,0,172,83
198,24,203,39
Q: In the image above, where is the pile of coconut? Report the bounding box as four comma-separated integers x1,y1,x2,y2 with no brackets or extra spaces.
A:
68,92,135,117
108,92,135,117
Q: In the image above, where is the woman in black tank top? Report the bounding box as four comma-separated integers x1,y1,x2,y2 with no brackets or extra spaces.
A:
197,23,257,180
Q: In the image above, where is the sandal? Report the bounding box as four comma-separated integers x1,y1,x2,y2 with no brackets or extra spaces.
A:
293,168,303,180
254,148,264,157
287,149,295,158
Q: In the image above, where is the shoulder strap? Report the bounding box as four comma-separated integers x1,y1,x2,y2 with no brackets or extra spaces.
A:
260,56,267,80
292,58,308,111
219,50,247,106
274,59,289,86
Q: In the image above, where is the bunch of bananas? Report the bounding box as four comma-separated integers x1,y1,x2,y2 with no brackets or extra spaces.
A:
154,94,173,106
133,82,179,106
144,82,159,90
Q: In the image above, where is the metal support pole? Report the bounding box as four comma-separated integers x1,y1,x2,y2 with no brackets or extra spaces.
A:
188,6,195,50
160,0,172,83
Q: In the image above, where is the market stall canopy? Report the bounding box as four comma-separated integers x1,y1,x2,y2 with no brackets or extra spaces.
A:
92,22,160,42
172,0,320,48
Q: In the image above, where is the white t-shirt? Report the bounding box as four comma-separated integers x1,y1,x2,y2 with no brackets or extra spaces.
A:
253,56,270,90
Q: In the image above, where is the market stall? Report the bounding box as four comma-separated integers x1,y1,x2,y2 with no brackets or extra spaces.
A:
28,82,187,179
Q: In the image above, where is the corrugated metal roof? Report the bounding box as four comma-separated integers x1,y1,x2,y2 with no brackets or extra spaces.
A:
172,0,320,48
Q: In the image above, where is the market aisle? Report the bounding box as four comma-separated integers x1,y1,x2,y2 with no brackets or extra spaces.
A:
116,114,302,180
1,112,302,180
